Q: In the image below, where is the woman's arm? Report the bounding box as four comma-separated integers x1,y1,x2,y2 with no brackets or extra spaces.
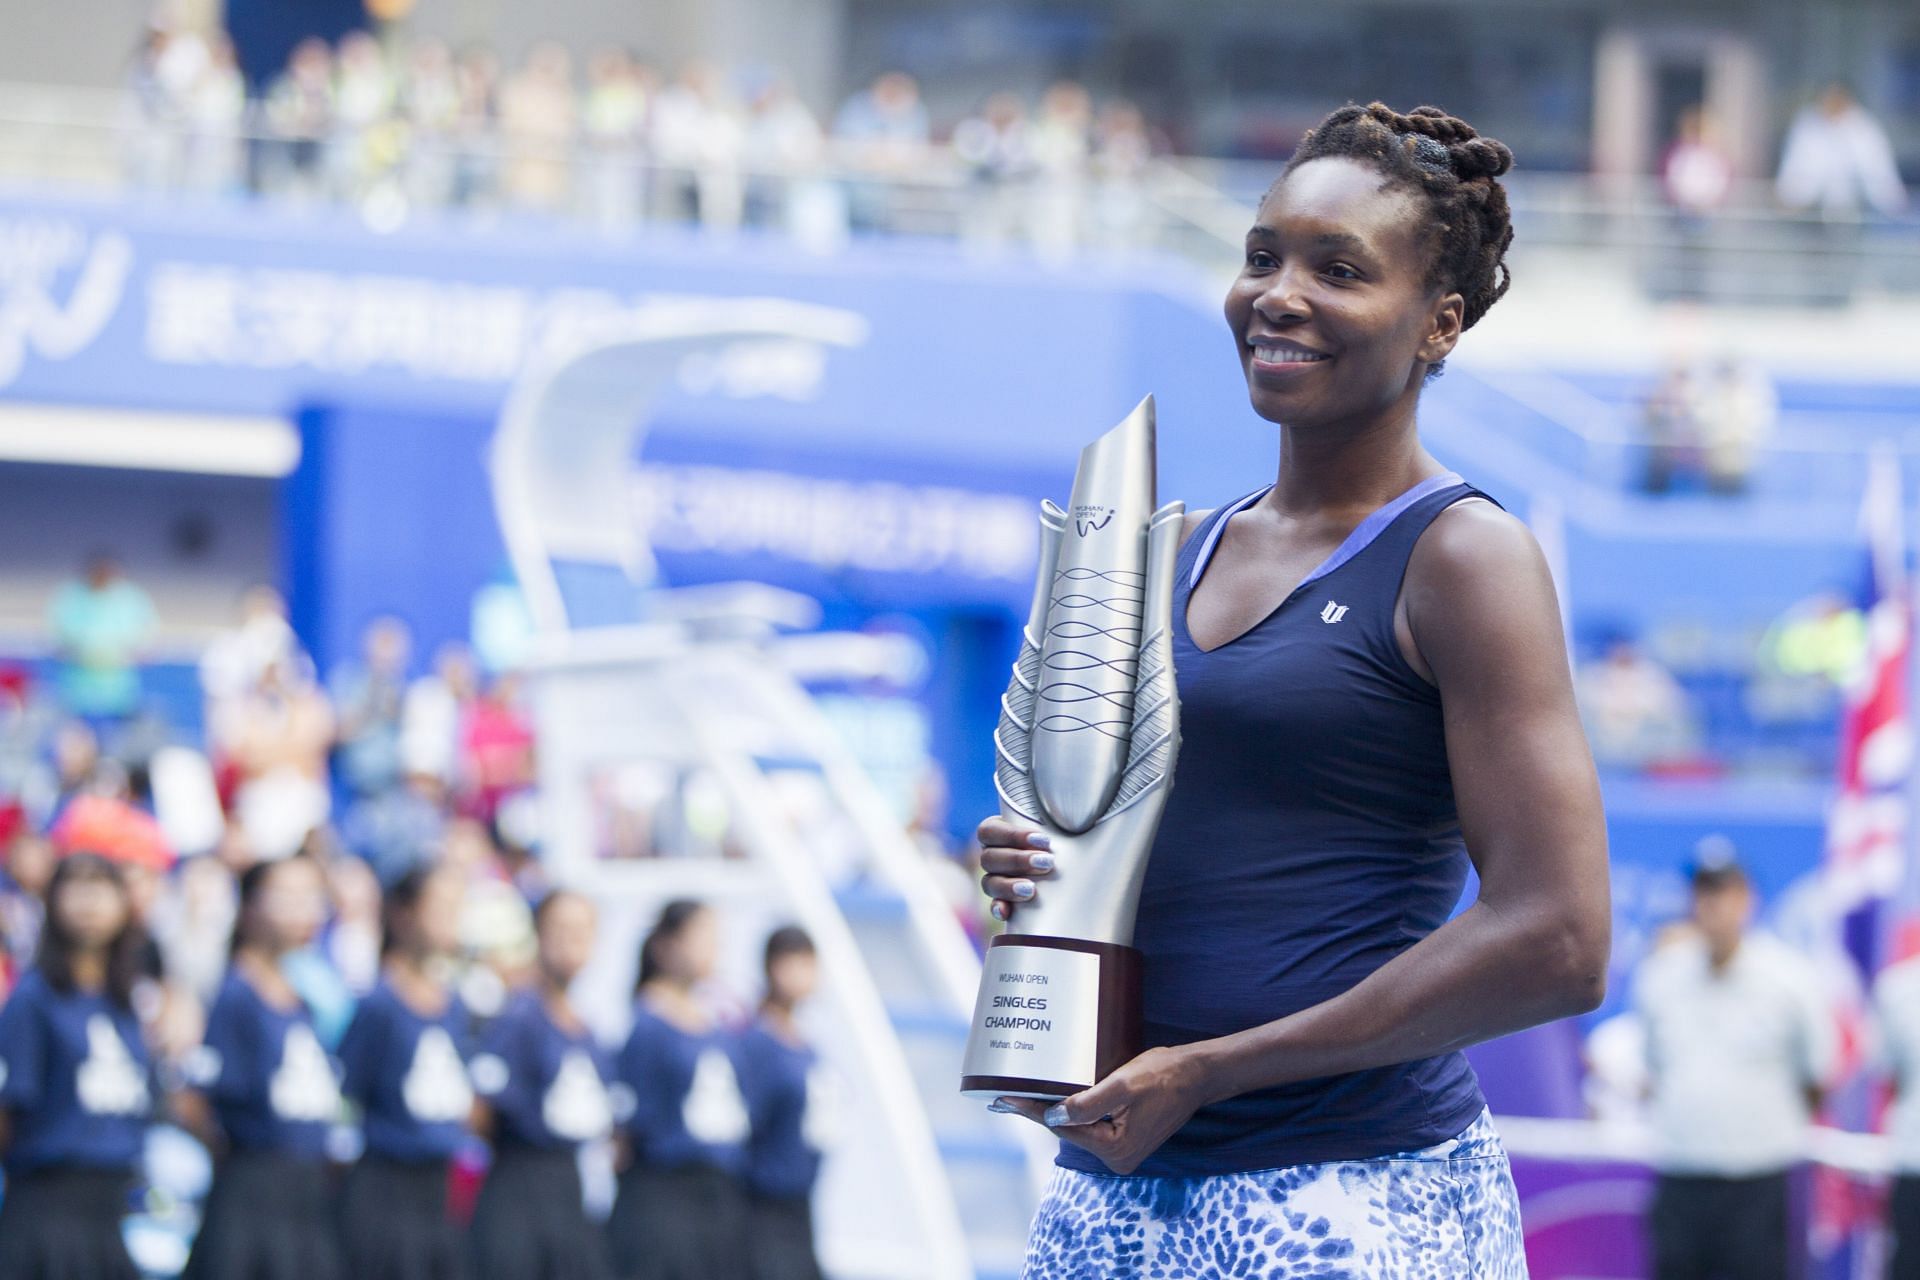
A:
1001,502,1611,1171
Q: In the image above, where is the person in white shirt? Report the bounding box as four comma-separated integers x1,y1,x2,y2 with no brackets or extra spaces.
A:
1634,845,1834,1280
1872,956,1920,1279
1776,84,1907,222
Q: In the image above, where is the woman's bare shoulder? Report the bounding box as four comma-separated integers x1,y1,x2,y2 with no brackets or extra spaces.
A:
1178,507,1215,550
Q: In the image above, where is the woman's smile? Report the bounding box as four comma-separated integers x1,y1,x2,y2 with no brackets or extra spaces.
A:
1247,338,1332,382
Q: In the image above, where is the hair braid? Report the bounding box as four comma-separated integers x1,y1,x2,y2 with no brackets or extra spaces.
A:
1282,102,1517,371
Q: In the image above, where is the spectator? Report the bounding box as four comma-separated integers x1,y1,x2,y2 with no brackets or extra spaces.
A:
1756,592,1868,689
47,720,103,826
1694,357,1776,495
335,864,473,1279
199,585,300,718
1634,845,1833,1280
1660,106,1735,219
151,853,236,1005
342,769,448,886
735,925,832,1280
402,642,478,790
607,900,750,1280
743,78,827,234
330,616,412,800
47,553,155,729
1575,639,1700,769
468,889,613,1280
953,92,1032,247
647,61,744,228
581,46,648,227
833,70,929,158
1028,80,1093,257
259,37,335,198
182,34,246,195
1640,362,1700,494
218,652,335,863
499,42,578,212
0,832,55,980
833,71,929,232
1092,100,1153,250
0,854,156,1280
399,39,462,208
1776,84,1907,221
461,672,535,825
450,44,502,207
323,854,382,996
329,30,398,200
1873,953,1920,1280
178,854,343,1280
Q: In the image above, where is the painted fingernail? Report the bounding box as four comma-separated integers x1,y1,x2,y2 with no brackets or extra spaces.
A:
991,902,1006,921
1043,1104,1070,1127
1029,852,1055,872
1012,881,1036,900
987,1098,1018,1114
1026,832,1052,850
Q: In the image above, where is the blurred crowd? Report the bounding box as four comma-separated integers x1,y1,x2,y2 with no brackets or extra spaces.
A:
1638,356,1778,496
1573,580,1868,778
0,554,861,1277
122,22,1163,252
1659,86,1908,224
1580,842,1920,1275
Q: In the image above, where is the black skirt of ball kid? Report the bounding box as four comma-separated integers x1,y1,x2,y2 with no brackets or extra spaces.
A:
606,1163,749,1280
747,1193,823,1280
470,1146,609,1280
183,1150,341,1280
0,1166,142,1280
339,1157,466,1280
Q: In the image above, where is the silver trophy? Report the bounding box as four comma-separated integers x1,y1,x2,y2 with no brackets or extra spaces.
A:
960,395,1184,1101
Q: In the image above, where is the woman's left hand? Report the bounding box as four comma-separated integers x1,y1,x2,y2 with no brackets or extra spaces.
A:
990,1045,1209,1175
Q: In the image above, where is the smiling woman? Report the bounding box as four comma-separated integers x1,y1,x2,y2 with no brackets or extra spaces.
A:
977,103,1606,1280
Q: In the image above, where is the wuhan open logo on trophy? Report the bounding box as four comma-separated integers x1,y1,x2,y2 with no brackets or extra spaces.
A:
960,395,1184,1101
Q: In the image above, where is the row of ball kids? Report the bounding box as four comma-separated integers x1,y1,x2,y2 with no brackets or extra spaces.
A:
0,851,832,1280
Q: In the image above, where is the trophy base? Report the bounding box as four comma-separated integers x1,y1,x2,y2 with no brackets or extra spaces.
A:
959,934,1143,1102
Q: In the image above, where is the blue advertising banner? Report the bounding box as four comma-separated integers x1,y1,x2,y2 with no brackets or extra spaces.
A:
0,191,1269,498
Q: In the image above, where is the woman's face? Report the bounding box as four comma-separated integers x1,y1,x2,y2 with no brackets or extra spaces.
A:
538,893,597,984
254,857,327,952
662,908,720,984
767,950,818,1007
413,870,467,958
53,868,129,949
1223,157,1463,431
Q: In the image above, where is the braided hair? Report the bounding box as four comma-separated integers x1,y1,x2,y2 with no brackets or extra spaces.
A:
1283,103,1515,374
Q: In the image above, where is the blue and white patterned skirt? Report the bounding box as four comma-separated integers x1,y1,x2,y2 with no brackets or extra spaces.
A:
1022,1108,1527,1280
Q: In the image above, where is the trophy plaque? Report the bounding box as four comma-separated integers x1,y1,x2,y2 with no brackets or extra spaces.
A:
959,395,1183,1101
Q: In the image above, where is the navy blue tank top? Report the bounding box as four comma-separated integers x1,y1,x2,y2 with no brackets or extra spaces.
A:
1058,472,1492,1178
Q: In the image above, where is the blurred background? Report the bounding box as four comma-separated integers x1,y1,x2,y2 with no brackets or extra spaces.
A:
0,0,1916,1275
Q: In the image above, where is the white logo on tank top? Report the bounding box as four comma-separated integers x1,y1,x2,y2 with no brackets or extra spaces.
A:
1320,601,1349,624
682,1048,750,1145
541,1048,611,1142
77,1014,150,1116
270,1023,341,1122
402,1026,473,1123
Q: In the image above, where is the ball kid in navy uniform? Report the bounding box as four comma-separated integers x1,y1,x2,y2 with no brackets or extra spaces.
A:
0,853,155,1280
734,926,835,1280
468,889,613,1280
337,864,474,1280
606,899,750,1280
180,854,344,1280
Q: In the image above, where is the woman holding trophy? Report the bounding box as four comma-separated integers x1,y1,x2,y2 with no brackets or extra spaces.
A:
977,102,1609,1276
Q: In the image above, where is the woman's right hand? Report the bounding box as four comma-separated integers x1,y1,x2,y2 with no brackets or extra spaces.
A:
976,816,1055,923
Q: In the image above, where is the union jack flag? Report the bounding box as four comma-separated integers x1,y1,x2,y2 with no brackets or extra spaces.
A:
1813,447,1913,1269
